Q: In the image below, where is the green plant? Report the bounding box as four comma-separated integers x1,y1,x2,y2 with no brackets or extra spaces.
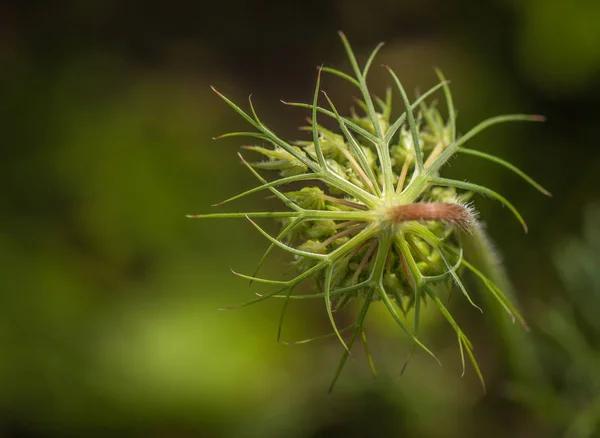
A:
508,202,600,437
189,32,549,391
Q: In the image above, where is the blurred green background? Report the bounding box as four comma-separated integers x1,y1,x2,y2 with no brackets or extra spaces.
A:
1,0,600,436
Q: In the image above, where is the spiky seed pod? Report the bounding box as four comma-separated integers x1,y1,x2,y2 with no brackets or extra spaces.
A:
189,32,550,391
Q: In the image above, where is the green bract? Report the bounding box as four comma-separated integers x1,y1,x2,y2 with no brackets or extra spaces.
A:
189,32,550,391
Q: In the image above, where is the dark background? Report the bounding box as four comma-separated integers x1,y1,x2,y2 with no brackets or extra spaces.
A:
2,0,600,437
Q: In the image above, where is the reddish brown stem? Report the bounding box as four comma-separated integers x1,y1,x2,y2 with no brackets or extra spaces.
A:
322,195,368,211
352,239,378,284
322,224,366,247
386,203,474,230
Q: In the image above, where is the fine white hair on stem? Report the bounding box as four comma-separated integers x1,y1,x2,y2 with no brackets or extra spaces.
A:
386,201,478,232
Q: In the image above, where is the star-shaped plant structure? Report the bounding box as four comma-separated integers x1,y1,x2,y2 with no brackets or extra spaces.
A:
188,32,550,391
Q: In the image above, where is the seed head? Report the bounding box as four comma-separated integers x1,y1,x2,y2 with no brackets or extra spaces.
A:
190,32,549,391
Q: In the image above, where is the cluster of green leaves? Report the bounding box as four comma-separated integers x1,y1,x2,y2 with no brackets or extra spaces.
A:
189,32,550,391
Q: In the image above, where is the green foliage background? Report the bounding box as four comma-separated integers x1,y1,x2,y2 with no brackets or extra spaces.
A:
1,1,599,436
